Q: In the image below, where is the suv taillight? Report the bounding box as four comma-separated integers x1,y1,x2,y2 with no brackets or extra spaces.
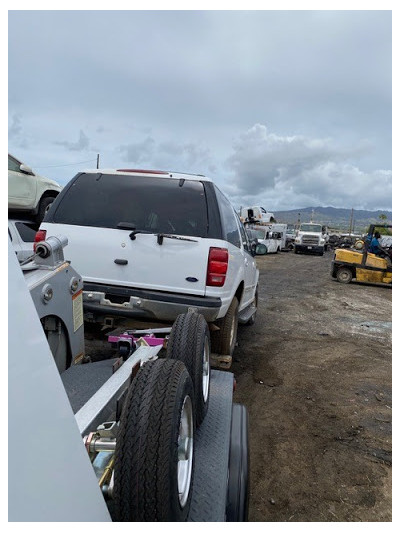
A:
207,247,229,287
34,230,47,252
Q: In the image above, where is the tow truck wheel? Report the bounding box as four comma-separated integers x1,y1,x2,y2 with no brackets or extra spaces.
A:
211,296,239,357
167,312,210,427
114,358,195,522
336,267,353,284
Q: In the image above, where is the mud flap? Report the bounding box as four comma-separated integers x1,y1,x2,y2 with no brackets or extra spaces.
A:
210,353,232,369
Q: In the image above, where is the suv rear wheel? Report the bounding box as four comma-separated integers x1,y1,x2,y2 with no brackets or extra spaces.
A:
211,297,239,356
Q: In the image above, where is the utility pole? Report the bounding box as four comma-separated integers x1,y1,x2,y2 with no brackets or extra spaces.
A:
349,208,354,236
96,154,100,169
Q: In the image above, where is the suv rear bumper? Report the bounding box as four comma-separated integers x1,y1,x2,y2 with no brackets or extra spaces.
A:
83,282,222,322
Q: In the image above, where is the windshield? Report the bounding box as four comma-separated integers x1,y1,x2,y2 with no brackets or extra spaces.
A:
252,229,267,239
52,173,208,237
300,224,322,232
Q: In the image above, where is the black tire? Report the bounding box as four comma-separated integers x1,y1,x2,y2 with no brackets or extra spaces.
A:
336,267,353,284
118,344,131,361
211,296,239,356
36,196,55,223
245,286,258,326
114,358,195,522
166,312,210,427
226,404,250,522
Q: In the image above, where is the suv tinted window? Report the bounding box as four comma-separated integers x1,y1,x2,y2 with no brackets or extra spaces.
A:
214,186,241,248
52,173,208,237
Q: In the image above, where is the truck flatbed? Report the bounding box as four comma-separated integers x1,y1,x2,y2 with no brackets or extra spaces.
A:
62,361,234,521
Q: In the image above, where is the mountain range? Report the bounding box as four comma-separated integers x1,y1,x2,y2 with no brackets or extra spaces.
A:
273,206,392,232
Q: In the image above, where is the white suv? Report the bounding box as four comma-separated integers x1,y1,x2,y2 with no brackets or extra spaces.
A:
8,154,62,222
39,169,266,356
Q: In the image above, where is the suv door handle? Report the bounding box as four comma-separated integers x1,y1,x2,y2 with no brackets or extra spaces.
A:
114,259,128,265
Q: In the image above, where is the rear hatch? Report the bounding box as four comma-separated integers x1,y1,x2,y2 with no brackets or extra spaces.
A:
41,172,211,296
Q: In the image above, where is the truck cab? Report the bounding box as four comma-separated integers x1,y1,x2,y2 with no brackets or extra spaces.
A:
294,223,325,256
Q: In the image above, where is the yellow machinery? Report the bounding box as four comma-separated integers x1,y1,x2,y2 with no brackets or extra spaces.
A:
331,224,392,285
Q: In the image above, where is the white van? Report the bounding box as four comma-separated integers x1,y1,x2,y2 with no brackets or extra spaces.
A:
246,225,281,254
267,223,287,250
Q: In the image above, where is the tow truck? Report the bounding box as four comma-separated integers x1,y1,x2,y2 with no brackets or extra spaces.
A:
9,237,249,522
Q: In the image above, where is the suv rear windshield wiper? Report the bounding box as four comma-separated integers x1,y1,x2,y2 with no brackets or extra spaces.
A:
157,233,198,244
116,222,137,231
116,222,197,244
117,223,154,240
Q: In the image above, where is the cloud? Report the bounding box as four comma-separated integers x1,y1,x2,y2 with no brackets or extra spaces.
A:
223,124,391,211
55,129,90,151
8,113,23,139
118,137,216,174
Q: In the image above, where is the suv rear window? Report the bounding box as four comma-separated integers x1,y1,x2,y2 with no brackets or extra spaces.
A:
52,173,209,237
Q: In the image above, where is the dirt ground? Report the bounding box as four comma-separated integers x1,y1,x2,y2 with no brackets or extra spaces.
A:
232,248,392,522
84,247,392,522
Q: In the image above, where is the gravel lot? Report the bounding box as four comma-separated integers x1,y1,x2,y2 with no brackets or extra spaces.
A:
233,248,392,522
84,247,392,522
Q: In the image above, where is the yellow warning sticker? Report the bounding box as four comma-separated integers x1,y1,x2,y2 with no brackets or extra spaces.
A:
72,290,84,332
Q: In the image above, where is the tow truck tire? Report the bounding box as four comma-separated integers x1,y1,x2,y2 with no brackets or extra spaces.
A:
211,296,239,357
167,312,210,427
114,358,195,522
226,404,250,522
336,267,353,284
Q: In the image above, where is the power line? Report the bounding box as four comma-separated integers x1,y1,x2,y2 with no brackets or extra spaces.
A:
33,158,98,169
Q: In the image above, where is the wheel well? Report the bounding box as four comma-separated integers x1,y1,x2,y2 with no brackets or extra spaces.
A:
34,191,60,214
235,282,244,305
39,191,59,207
338,264,355,275
41,190,59,200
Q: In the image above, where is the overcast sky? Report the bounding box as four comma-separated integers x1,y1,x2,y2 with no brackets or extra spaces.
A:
8,8,392,212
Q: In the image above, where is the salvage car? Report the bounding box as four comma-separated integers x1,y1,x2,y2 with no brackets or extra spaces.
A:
8,153,62,222
39,168,267,358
